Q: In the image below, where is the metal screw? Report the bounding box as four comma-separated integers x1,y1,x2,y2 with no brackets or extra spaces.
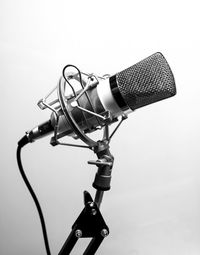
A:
101,229,109,237
89,202,95,207
75,229,82,238
91,208,97,215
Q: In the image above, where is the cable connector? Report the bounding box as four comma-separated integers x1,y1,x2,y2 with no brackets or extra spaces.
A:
18,134,29,147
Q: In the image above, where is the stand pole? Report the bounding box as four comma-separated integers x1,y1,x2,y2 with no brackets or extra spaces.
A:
94,190,104,208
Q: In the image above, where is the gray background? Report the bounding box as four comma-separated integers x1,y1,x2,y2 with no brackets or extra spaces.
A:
1,0,200,254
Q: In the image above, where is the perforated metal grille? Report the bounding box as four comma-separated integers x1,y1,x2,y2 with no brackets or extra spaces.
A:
116,52,176,110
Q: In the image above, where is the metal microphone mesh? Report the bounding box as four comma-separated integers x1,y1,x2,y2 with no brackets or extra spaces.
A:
116,52,176,110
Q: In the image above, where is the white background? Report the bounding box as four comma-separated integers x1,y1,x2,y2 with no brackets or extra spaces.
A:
1,0,200,254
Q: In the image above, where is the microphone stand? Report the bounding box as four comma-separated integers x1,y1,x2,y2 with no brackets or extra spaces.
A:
58,140,114,255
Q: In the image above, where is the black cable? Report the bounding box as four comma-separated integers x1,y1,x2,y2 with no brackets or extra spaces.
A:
17,136,51,255
62,64,84,94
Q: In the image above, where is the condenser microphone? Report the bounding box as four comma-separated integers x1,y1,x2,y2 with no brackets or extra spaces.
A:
17,51,176,255
25,52,176,144
98,52,176,115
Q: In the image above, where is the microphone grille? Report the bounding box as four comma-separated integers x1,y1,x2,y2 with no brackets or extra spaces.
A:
116,52,176,110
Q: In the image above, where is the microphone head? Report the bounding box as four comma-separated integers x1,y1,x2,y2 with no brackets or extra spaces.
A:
116,52,176,110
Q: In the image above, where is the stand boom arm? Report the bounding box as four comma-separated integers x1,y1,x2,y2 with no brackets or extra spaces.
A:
58,191,109,255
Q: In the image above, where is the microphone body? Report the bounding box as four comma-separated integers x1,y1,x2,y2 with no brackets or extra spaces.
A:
27,52,176,143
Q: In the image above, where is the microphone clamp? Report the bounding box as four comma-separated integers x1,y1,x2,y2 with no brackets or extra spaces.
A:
37,65,127,150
